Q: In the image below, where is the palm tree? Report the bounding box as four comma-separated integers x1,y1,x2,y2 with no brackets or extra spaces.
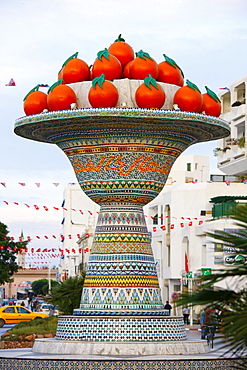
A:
48,272,86,315
177,203,247,368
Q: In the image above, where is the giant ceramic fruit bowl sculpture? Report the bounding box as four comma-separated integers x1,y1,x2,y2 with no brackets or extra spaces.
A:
14,35,230,356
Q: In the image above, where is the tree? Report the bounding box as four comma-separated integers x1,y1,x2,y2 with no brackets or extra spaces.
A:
177,204,247,369
47,272,86,315
32,279,59,296
0,222,28,285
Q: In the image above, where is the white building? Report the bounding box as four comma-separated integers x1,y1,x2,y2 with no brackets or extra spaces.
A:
58,184,99,279
216,75,247,176
145,181,247,319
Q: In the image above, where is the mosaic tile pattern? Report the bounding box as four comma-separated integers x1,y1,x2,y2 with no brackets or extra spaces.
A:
56,316,186,341
0,357,243,370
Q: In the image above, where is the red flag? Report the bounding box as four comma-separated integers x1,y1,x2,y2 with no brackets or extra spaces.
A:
43,206,48,211
18,182,26,186
35,183,40,188
71,208,76,212
188,221,193,226
34,205,39,210
24,203,30,208
36,236,40,239
185,252,189,273
198,220,203,225
44,236,48,239
170,224,174,229
14,202,19,205
27,236,31,241
3,201,8,205
68,234,72,239
53,183,59,187
52,235,56,239
1,183,6,187
180,223,184,228
88,210,93,215
79,210,84,214
77,234,81,238
153,227,157,232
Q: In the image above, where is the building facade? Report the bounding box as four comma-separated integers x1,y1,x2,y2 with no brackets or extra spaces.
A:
58,184,99,279
144,181,247,320
216,75,247,176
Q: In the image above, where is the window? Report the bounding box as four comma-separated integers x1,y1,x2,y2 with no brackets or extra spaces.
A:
187,163,191,171
17,307,30,314
153,214,158,225
195,163,198,170
3,307,15,313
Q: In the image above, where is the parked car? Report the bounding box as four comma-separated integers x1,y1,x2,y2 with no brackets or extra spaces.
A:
0,305,48,327
53,306,61,316
38,303,55,316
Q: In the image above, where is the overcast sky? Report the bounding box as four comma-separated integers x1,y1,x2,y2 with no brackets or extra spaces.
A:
0,0,246,266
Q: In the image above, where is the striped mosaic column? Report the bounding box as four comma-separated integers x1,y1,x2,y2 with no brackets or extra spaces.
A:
76,203,165,316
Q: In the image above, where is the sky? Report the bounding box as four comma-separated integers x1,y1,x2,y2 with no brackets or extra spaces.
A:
0,0,246,267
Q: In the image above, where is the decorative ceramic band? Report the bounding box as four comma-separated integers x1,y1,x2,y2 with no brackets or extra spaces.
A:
56,315,186,342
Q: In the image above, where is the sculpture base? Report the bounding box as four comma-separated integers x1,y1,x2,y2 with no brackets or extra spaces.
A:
33,338,209,356
56,315,186,342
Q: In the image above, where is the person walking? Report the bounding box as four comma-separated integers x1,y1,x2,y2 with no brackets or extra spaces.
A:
183,306,190,324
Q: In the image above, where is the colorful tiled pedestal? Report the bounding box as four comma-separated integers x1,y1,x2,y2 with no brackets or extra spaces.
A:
14,107,230,355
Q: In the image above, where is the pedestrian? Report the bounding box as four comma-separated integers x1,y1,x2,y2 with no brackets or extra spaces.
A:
199,307,217,339
164,301,172,315
21,301,25,307
183,306,190,324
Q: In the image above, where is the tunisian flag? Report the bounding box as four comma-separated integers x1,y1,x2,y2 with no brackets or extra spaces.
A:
185,252,189,273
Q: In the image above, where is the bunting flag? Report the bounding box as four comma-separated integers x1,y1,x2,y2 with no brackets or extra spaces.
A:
39,84,49,87
35,183,40,188
18,183,26,186
53,183,60,187
219,87,230,91
5,78,16,86
0,183,6,187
